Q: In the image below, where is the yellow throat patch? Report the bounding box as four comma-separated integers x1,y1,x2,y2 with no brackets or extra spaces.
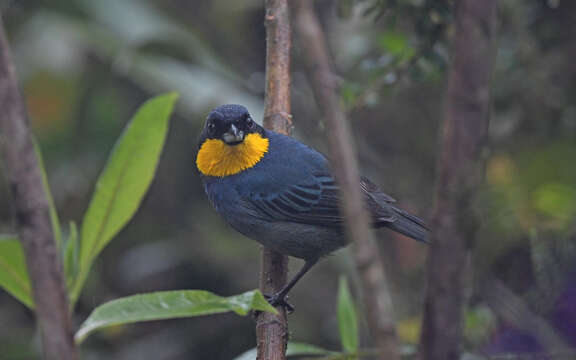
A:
196,133,269,177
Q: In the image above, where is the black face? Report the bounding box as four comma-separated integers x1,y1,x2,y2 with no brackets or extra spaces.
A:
199,104,265,147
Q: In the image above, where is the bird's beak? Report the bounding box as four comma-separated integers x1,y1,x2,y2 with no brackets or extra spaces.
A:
222,124,245,145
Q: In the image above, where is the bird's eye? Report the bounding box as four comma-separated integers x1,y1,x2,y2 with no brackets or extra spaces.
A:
246,117,254,128
207,122,216,132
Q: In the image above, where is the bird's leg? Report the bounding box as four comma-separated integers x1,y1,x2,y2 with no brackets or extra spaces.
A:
265,258,318,313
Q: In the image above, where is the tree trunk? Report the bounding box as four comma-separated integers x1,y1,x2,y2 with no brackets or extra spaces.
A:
420,1,498,359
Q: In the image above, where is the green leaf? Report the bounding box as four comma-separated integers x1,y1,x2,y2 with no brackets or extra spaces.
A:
64,221,79,288
377,31,415,64
0,236,33,308
75,289,276,343
337,276,358,353
532,183,576,226
464,306,495,346
287,342,335,357
71,92,178,303
33,137,62,250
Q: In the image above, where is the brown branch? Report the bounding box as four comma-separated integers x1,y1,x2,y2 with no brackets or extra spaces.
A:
262,0,293,136
292,2,400,359
0,15,78,360
256,0,292,359
420,1,497,359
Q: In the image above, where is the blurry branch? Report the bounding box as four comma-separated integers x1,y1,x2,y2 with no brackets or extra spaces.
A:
257,0,292,359
420,1,497,359
0,15,78,360
292,1,400,359
482,276,572,354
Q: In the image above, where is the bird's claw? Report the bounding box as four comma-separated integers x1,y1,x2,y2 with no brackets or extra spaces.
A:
250,294,294,320
265,293,295,313
252,294,295,321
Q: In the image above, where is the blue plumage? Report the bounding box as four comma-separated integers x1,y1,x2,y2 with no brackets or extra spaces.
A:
198,104,428,308
203,131,348,260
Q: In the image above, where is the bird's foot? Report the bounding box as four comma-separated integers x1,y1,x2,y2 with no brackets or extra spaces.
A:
251,293,294,320
264,293,295,313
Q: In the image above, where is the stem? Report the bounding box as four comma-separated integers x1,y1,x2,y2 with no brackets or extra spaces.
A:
292,1,400,359
0,14,78,360
256,0,292,359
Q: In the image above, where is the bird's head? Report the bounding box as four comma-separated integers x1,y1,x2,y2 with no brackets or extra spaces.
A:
199,104,264,146
196,105,269,177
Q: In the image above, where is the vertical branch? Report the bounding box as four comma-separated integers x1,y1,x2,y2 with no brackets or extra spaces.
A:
263,0,293,136
0,15,78,360
292,2,400,359
257,0,292,359
420,1,497,359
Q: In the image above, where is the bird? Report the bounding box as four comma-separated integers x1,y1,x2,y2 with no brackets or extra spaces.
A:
196,104,428,310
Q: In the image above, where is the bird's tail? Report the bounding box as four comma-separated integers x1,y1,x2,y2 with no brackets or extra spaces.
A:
385,207,429,243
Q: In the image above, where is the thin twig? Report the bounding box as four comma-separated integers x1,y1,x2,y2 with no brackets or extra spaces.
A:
419,1,498,359
256,0,292,359
0,14,78,360
292,2,400,359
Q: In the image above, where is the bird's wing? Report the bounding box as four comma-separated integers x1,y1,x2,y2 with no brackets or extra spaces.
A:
248,173,398,226
249,173,342,226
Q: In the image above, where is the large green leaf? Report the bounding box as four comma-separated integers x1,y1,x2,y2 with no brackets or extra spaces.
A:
71,92,178,302
337,276,358,354
75,289,277,343
0,236,33,308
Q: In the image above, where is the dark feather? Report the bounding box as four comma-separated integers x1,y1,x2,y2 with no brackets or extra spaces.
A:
385,209,429,243
250,173,343,226
249,172,429,243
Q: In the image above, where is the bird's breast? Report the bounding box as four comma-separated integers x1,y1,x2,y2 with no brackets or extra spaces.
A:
196,133,269,177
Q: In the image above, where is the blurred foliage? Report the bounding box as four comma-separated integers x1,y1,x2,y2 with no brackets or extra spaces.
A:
396,306,495,348
337,276,359,355
1,0,575,359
